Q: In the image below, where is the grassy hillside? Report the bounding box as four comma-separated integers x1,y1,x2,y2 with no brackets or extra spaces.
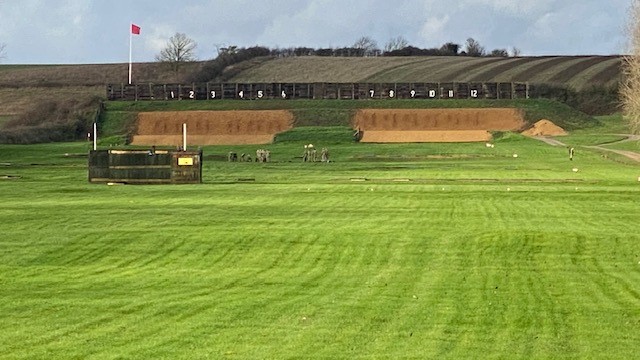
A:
0,55,620,144
1,115,639,358
0,62,204,119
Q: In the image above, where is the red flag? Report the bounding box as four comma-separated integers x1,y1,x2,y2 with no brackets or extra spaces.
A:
131,24,141,35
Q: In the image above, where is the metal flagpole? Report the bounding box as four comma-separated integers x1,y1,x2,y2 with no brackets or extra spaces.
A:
93,123,97,151
128,24,133,85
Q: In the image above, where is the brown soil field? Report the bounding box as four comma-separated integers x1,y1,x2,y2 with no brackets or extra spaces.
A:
353,108,525,142
131,110,294,146
0,63,203,86
522,119,568,136
0,86,105,115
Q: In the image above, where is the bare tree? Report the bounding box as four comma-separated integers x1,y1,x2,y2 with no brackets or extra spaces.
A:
510,47,522,57
622,0,640,134
353,36,379,56
384,36,409,53
490,48,509,57
0,43,6,61
464,38,485,57
439,42,461,56
155,33,198,74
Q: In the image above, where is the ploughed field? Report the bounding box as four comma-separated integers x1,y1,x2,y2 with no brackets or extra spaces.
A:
229,55,621,90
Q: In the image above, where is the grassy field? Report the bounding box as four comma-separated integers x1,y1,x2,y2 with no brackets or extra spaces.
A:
1,115,639,359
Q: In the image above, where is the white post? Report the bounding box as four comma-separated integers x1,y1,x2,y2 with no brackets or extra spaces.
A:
128,27,133,85
182,123,187,151
93,123,97,151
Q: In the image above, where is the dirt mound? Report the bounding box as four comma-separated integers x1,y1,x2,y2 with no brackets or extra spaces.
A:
353,108,525,142
522,119,567,136
131,110,294,145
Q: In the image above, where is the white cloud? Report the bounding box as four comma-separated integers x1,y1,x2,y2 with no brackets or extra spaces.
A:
471,0,557,16
420,15,451,44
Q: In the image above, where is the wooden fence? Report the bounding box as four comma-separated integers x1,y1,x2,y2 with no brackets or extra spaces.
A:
107,82,531,101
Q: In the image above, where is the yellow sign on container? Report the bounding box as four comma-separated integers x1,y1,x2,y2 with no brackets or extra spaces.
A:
178,157,194,166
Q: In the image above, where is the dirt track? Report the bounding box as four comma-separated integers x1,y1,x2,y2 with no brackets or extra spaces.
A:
353,108,525,143
131,110,294,146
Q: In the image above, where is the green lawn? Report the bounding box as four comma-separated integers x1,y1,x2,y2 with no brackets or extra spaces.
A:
604,140,640,152
1,121,639,359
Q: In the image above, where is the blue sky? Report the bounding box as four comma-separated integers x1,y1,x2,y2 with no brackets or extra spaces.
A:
0,0,632,64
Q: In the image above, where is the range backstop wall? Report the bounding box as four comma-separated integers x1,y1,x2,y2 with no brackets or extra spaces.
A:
88,149,202,184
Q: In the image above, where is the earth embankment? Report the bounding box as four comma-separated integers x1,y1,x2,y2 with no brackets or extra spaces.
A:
353,108,526,143
131,110,294,146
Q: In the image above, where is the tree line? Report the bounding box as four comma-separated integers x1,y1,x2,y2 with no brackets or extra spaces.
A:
156,33,520,82
264,36,520,58
158,34,519,71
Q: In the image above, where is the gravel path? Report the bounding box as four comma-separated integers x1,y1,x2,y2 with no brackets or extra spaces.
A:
530,136,567,147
